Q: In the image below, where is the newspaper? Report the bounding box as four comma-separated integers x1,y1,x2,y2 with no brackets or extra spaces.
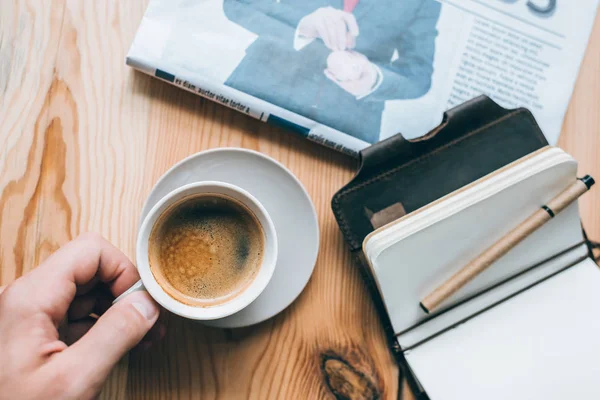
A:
128,0,599,156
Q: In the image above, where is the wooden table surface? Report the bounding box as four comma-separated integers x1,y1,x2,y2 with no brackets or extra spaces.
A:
1,2,598,399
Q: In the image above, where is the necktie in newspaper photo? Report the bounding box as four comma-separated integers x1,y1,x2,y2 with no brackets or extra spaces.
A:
344,0,360,13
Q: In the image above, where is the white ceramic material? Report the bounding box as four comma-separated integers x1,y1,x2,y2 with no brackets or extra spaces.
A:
139,148,320,328
136,181,278,320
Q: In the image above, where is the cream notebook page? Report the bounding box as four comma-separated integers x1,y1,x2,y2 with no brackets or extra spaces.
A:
405,257,600,400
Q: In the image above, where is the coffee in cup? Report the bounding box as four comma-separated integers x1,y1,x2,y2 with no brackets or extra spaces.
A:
148,194,265,307
115,181,277,320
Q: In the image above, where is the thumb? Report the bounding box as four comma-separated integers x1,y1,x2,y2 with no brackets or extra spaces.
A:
343,13,359,37
54,291,159,392
324,68,339,83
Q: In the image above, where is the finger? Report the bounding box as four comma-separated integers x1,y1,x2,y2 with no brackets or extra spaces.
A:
75,276,98,296
343,13,359,37
42,233,139,296
347,50,367,64
68,295,97,320
326,72,360,95
69,288,114,321
324,69,340,83
317,21,334,50
63,318,96,345
19,233,140,324
53,291,159,392
334,18,347,50
91,291,114,316
325,19,341,51
137,306,168,351
346,31,356,49
339,80,362,96
137,321,167,351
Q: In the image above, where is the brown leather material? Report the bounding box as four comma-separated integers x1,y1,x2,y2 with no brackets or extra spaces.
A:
330,95,549,399
332,96,548,253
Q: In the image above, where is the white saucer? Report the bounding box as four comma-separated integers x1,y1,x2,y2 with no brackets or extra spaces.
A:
140,148,320,328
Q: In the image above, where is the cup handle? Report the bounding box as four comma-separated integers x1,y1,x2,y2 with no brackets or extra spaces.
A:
112,280,146,304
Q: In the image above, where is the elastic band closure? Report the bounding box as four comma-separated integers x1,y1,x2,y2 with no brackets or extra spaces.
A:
542,205,555,218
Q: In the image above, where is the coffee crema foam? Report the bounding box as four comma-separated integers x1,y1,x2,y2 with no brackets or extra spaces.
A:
149,194,264,306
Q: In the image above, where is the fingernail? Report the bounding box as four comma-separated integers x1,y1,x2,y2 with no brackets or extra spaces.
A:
132,298,159,321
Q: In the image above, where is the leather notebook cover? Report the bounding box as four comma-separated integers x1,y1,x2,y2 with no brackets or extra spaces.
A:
331,95,548,398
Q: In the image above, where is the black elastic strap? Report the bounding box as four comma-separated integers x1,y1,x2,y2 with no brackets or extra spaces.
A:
542,205,555,218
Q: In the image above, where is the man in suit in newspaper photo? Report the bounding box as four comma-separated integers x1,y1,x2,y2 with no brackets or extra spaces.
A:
223,0,442,143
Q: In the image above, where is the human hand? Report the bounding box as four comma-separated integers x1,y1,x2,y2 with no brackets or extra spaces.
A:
0,233,161,400
325,51,378,97
297,6,359,51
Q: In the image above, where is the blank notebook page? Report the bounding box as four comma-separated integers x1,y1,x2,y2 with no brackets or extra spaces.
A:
405,258,600,400
366,154,583,333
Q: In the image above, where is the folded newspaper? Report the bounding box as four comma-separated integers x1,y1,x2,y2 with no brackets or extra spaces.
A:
128,0,599,155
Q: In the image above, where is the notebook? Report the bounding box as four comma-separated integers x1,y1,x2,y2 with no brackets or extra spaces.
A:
331,96,599,399
364,147,599,399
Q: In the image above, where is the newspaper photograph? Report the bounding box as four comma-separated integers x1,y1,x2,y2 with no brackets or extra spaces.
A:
128,0,599,155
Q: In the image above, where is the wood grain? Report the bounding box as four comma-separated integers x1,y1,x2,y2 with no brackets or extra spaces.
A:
0,1,598,399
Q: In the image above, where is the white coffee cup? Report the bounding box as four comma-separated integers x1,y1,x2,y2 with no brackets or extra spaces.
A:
115,181,278,320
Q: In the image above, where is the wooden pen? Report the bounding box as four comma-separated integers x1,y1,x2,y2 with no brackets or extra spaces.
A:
420,175,595,314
